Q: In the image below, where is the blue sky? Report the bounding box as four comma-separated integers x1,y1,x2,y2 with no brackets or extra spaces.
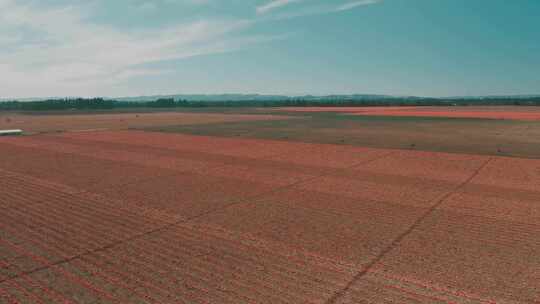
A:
1,0,539,98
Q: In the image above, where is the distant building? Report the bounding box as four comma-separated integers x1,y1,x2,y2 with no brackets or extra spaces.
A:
0,129,23,136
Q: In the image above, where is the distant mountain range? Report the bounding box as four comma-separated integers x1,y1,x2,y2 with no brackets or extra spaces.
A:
2,94,540,102
114,94,402,102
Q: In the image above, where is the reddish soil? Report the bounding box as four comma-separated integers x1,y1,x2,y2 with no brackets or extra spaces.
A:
278,106,420,113
0,111,294,134
278,106,540,121
0,130,539,303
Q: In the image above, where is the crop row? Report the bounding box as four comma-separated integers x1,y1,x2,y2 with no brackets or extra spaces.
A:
1,138,222,175
0,212,350,304
256,190,425,229
4,177,470,302
0,176,167,231
2,136,331,195
0,178,352,302
60,130,299,159
58,130,394,167
4,133,491,199
368,264,498,304
36,135,243,168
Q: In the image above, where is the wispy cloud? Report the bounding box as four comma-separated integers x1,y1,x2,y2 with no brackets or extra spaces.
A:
256,0,302,15
0,1,279,97
335,0,382,12
258,0,382,20
139,0,210,9
1,0,383,97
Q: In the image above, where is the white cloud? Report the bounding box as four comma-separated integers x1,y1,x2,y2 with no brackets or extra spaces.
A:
258,0,382,20
0,0,382,97
256,0,302,15
0,1,275,97
335,0,382,12
143,0,211,8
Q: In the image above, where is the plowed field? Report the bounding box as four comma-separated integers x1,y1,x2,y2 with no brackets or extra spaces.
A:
1,130,539,303
0,112,294,134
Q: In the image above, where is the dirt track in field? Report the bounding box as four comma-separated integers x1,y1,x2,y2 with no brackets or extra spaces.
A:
0,130,539,303
279,106,540,121
0,112,294,134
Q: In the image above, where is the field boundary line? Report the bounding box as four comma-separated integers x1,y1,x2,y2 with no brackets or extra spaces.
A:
324,156,494,304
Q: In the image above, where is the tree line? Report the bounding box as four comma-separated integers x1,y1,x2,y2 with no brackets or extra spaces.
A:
1,96,540,111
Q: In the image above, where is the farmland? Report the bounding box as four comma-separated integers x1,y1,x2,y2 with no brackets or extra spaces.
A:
0,111,294,134
277,106,540,121
152,107,540,159
1,107,540,303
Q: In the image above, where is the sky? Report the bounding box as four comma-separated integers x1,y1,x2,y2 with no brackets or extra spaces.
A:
1,0,539,98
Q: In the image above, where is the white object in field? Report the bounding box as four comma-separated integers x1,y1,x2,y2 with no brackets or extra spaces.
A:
0,129,23,136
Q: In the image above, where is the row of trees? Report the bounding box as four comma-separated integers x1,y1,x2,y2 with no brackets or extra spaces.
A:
0,98,116,111
1,97,540,111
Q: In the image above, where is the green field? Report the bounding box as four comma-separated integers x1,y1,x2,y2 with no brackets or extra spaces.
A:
142,109,540,159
